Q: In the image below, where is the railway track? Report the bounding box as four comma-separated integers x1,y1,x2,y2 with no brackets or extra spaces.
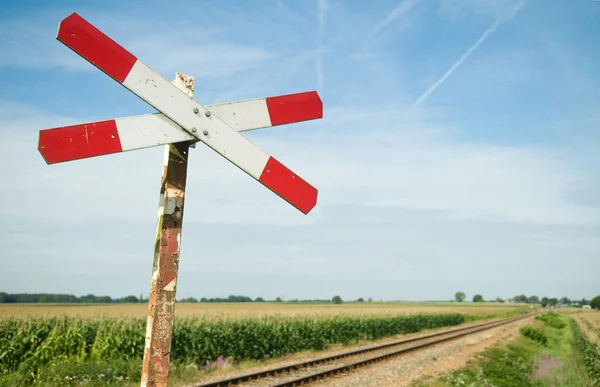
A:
193,313,534,387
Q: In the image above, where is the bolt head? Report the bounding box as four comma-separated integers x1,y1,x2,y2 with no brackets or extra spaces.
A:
203,129,209,136
193,108,199,114
205,111,211,117
191,127,197,133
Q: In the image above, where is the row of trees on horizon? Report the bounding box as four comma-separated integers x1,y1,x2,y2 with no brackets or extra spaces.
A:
454,291,599,308
0,292,350,304
1,292,598,308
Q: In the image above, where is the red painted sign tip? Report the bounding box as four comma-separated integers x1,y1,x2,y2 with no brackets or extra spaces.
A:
38,120,123,164
56,12,137,83
266,91,323,126
302,90,323,118
57,12,81,27
259,157,318,214
37,135,52,166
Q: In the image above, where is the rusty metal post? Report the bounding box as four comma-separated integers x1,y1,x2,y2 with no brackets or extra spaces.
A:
141,73,195,387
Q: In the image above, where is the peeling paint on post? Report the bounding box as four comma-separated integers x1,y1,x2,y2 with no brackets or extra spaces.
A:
141,73,194,387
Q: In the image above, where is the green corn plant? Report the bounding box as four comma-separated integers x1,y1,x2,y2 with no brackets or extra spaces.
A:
1,311,475,381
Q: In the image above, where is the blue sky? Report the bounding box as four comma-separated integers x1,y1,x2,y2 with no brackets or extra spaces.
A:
0,0,599,302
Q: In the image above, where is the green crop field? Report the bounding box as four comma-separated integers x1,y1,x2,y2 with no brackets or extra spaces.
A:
0,302,530,386
0,301,527,320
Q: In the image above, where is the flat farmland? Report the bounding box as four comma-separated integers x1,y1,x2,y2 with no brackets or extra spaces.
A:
0,301,529,320
578,310,600,344
0,302,534,386
583,309,600,325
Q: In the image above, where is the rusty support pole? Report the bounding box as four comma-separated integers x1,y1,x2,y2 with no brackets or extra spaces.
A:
141,73,195,387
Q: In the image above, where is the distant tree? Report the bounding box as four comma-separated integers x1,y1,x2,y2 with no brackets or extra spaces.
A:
255,297,265,302
331,295,343,304
0,293,16,303
78,294,111,303
368,298,373,302
357,298,365,302
226,295,253,302
560,297,571,305
122,295,139,303
541,297,549,307
513,294,528,303
275,297,283,303
455,292,466,302
472,294,484,303
495,297,504,303
527,296,540,304
180,297,198,303
590,296,600,310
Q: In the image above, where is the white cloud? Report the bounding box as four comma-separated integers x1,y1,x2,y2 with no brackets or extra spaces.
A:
127,35,274,79
1,101,598,301
0,101,321,227
4,99,596,228
0,12,274,79
0,18,90,72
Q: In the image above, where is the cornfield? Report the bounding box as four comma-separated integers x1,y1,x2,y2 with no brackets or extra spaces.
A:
0,312,470,384
570,317,600,385
580,317,600,342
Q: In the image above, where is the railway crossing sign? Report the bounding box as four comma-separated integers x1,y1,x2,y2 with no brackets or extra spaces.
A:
37,12,323,387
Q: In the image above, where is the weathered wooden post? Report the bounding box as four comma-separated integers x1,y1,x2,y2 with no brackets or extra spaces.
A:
140,73,194,386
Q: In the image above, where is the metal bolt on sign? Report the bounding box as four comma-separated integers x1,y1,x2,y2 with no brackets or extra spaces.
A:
37,12,323,387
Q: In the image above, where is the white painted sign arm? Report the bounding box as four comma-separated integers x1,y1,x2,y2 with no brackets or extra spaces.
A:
38,91,322,164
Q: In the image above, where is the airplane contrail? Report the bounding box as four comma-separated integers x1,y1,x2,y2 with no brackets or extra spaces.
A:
411,0,528,110
316,0,328,89
372,0,422,35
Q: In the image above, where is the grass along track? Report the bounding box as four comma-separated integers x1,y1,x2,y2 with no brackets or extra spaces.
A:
192,313,535,387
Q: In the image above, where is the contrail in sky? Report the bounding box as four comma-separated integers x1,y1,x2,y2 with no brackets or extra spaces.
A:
411,0,528,110
316,0,328,89
372,0,422,35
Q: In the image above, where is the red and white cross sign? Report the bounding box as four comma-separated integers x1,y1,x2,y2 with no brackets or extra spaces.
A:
38,13,323,214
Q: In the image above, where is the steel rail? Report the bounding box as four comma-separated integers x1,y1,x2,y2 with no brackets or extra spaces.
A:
193,313,534,387
272,313,534,387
